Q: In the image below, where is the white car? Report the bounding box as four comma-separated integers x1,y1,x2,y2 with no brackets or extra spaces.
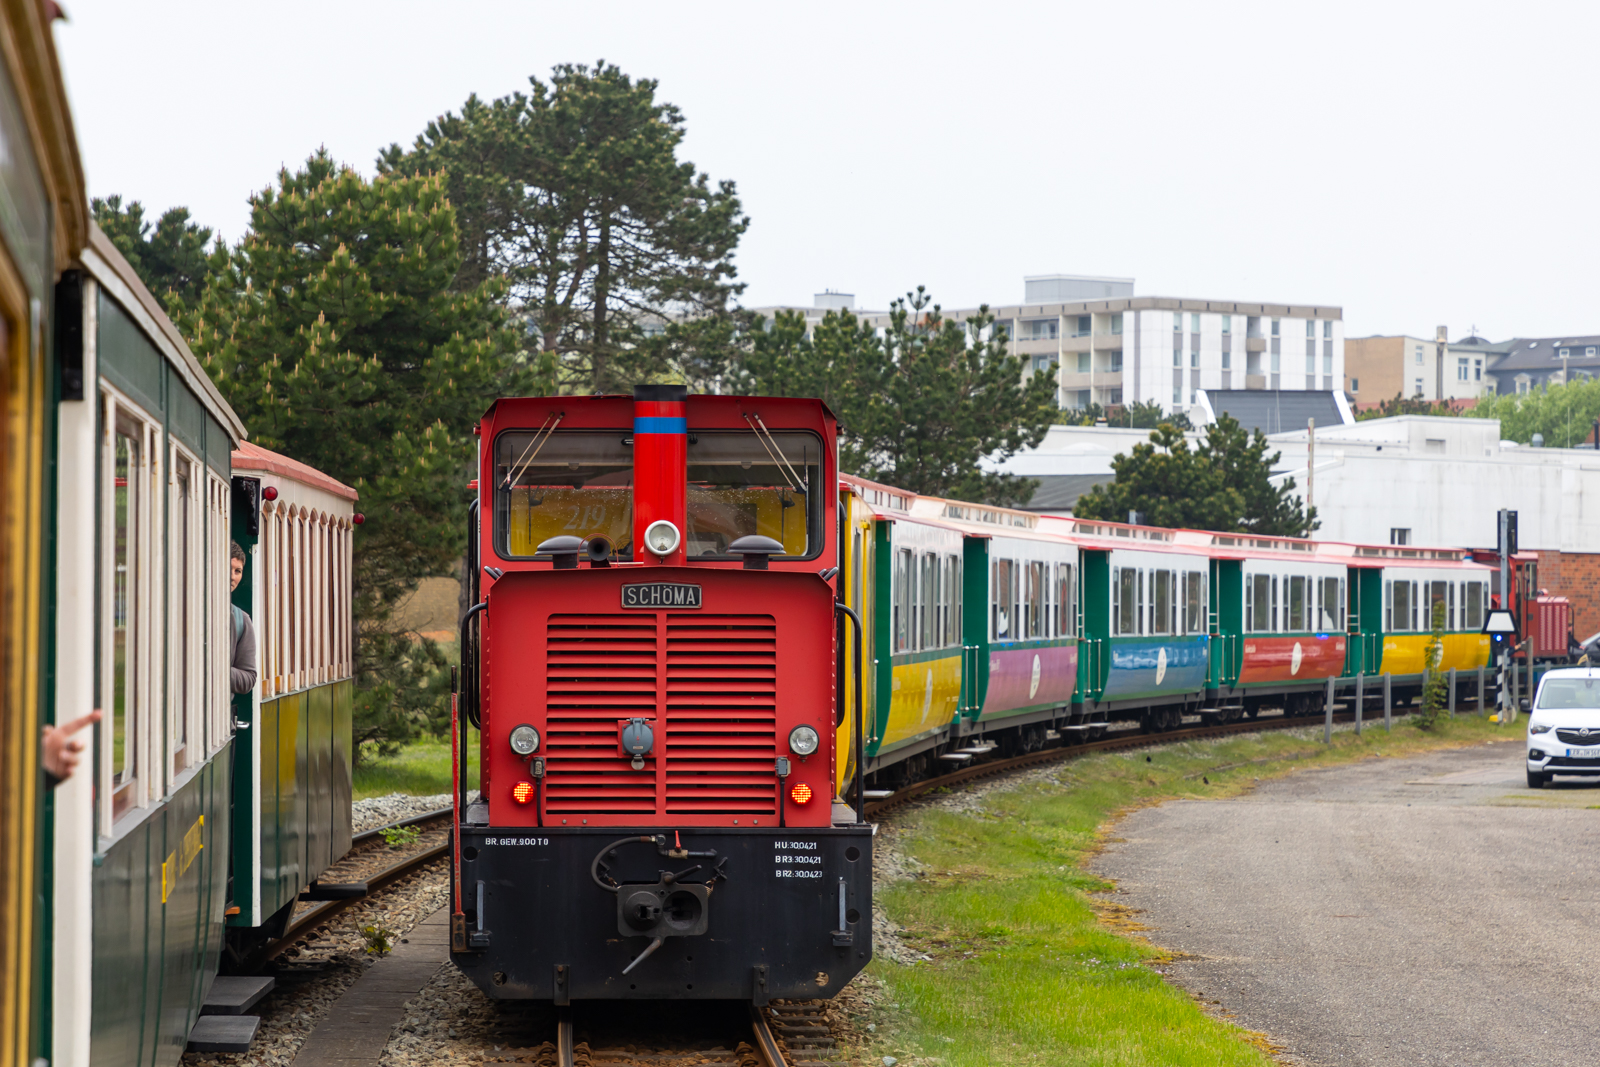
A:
1526,668,1600,788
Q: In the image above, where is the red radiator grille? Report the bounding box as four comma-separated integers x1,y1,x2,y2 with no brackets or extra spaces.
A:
664,615,777,815
544,614,658,813
542,612,778,817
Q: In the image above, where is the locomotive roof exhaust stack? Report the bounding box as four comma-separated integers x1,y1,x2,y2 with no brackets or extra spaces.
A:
633,384,689,567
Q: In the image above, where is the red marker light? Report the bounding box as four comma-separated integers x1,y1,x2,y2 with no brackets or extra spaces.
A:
352,513,365,525
512,781,535,805
262,486,278,501
790,782,813,805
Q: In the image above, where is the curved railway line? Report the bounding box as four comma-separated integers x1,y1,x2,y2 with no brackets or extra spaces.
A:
268,702,1433,1066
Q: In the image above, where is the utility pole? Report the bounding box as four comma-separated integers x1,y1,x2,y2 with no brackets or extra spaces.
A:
1307,417,1315,517
1498,508,1518,721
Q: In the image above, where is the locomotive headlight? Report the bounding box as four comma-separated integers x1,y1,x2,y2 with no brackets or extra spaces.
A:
509,724,541,756
788,724,820,757
644,520,681,556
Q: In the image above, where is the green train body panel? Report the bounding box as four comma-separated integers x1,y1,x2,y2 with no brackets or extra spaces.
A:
91,754,232,1067
1077,550,1111,701
1208,559,1243,687
868,520,893,759
1347,568,1384,675
248,680,354,926
961,536,989,717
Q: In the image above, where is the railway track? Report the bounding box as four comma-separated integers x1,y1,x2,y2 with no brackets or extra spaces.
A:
485,1000,835,1067
263,808,454,963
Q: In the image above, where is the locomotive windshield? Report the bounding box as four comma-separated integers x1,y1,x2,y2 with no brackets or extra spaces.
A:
492,429,824,560
495,433,635,556
686,431,823,559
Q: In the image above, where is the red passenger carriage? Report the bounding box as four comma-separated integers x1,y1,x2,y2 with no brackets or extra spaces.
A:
450,386,871,1004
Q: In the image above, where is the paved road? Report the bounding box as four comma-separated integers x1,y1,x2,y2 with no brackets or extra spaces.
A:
1095,740,1600,1067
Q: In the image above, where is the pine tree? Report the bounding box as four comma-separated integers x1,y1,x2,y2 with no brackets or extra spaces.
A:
377,61,747,394
91,195,217,310
1074,414,1318,535
179,150,528,754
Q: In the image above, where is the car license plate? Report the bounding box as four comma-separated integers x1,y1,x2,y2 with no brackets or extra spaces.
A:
1567,748,1600,759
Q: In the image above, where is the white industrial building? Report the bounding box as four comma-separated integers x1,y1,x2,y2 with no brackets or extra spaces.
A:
996,414,1599,552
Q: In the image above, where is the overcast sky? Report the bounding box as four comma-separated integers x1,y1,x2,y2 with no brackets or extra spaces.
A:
54,0,1600,340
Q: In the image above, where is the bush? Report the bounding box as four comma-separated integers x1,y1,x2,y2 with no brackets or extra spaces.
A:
1419,601,1450,730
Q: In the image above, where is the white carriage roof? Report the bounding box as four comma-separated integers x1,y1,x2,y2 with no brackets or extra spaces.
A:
232,441,358,501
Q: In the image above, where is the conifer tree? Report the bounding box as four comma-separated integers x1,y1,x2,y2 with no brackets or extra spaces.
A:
378,61,747,394
92,195,217,310
1074,414,1318,535
180,150,527,753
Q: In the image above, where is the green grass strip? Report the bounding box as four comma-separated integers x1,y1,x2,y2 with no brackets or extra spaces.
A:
353,736,480,800
863,715,1510,1065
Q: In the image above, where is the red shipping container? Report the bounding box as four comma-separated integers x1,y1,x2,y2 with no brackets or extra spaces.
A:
1532,596,1571,659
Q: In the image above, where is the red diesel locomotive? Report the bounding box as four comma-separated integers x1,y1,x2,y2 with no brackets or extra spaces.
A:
449,385,871,1004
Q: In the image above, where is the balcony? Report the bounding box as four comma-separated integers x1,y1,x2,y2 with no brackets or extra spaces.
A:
1245,337,1267,352
1014,337,1062,355
1092,332,1124,351
1245,374,1267,390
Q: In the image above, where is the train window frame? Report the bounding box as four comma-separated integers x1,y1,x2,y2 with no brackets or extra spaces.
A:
1114,566,1140,636
1316,576,1343,632
895,548,911,652
100,390,166,830
1287,575,1307,632
1025,560,1045,639
1151,570,1173,635
1463,580,1485,630
169,445,201,780
945,555,961,646
1247,573,1273,634
920,553,937,650
1183,570,1205,635
992,558,1016,640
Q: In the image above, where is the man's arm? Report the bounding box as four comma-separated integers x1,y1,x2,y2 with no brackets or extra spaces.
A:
232,610,258,695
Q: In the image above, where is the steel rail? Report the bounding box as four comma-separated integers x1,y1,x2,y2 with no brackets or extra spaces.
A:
748,1006,788,1067
263,837,451,962
350,806,453,847
862,707,1388,820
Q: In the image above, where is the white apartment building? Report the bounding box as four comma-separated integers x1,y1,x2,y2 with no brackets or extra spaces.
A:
987,292,1344,417
757,277,1345,418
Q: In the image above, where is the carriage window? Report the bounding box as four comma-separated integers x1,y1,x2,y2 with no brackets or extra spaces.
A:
1024,561,1044,638
1152,570,1173,635
1056,563,1076,637
1426,580,1451,631
1114,567,1143,636
1317,576,1343,631
921,554,937,649
1247,574,1273,633
992,558,1015,639
940,559,953,643
1184,571,1206,634
174,455,194,776
111,421,139,816
1287,576,1306,632
1463,580,1485,629
1388,580,1414,632
895,549,911,652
